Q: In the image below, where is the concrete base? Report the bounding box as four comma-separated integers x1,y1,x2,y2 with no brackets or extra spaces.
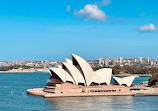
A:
44,92,134,98
27,88,158,98
27,88,135,98
27,88,46,97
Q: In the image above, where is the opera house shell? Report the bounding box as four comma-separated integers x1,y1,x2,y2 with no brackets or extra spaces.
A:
49,54,113,86
27,54,140,98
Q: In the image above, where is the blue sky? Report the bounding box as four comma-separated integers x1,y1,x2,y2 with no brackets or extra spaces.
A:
0,0,158,60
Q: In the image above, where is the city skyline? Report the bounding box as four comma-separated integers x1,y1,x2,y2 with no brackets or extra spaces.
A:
0,56,156,61
0,0,158,60
1,56,158,67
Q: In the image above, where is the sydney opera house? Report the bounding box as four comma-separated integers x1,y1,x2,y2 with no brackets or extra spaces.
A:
27,54,141,98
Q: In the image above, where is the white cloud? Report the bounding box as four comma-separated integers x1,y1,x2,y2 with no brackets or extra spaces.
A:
74,4,107,22
66,5,70,12
139,24,156,32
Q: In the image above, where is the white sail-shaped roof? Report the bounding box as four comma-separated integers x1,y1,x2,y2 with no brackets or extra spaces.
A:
62,62,85,85
65,58,72,64
72,54,94,86
92,74,103,84
94,68,112,85
49,68,75,84
49,54,114,86
122,76,137,87
113,77,122,85
113,76,137,87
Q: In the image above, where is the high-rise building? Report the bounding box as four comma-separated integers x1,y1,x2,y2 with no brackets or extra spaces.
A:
104,58,109,66
147,57,150,63
99,57,104,65
138,57,142,63
151,61,154,66
120,57,123,63
115,58,119,63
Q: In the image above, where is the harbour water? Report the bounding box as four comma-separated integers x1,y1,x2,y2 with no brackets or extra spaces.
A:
0,73,158,111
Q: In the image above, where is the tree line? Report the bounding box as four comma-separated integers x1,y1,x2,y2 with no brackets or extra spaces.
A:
92,65,158,75
0,65,33,71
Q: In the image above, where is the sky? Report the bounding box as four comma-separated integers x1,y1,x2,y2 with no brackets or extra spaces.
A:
0,0,158,60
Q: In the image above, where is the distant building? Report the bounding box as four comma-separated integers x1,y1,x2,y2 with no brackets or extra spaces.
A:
138,57,142,63
151,62,154,66
115,58,119,63
120,57,123,63
99,57,104,65
147,57,150,63
104,58,109,66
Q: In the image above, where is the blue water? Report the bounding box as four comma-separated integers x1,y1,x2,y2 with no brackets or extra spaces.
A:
0,73,158,111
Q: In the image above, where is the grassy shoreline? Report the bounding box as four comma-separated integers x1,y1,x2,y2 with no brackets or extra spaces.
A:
113,74,151,76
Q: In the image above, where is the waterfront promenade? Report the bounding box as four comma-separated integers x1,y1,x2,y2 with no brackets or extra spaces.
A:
0,70,36,73
0,68,48,73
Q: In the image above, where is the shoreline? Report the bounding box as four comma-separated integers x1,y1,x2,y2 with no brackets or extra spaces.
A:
113,74,151,77
0,71,48,73
0,72,152,76
0,71,36,73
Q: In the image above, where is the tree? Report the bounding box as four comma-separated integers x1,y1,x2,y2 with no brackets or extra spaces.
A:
148,73,158,86
123,65,135,74
142,67,150,74
112,65,122,75
0,65,32,71
134,66,142,74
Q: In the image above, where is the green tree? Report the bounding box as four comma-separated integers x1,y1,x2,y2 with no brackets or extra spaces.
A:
148,73,158,86
134,66,142,74
0,65,32,71
112,65,122,75
142,67,150,74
